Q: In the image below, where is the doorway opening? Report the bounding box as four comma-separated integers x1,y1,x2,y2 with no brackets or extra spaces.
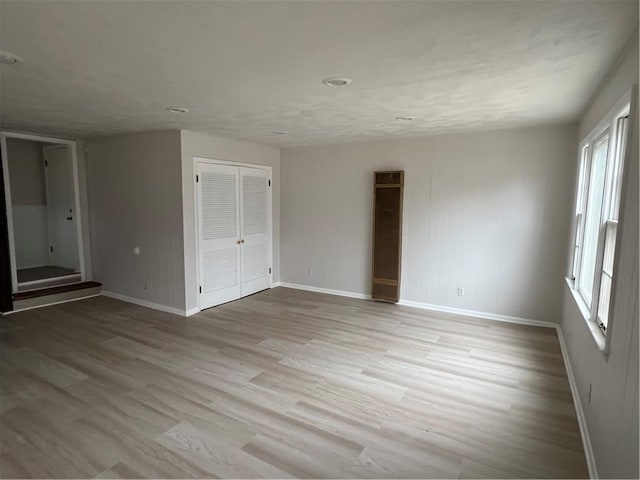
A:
1,132,85,293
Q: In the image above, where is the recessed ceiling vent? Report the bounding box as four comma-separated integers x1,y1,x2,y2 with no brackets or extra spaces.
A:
166,106,189,113
0,51,24,65
322,77,352,87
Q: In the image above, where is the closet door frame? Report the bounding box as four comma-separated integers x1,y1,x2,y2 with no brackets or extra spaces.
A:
193,157,272,311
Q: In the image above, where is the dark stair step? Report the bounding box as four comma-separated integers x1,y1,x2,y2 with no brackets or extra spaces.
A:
13,281,102,301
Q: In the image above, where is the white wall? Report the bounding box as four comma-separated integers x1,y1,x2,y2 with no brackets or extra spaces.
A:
560,33,639,480
281,124,577,323
86,131,184,310
6,138,49,269
11,205,48,269
85,129,279,314
6,138,46,205
181,130,280,313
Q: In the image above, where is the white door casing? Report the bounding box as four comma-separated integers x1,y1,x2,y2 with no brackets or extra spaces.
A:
195,159,272,310
43,145,79,271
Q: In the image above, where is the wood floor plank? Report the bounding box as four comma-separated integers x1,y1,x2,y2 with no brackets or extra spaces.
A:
1,346,88,388
69,409,211,478
156,421,292,479
1,443,89,478
242,432,356,478
0,288,589,478
94,461,146,479
1,406,103,476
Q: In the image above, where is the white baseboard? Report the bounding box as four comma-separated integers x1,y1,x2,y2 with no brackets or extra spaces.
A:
101,291,188,317
398,298,556,329
185,307,200,317
276,282,370,300
276,282,552,328
556,327,598,479
275,281,596,478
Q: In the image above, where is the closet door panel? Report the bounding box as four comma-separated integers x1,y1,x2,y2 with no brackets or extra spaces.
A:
197,163,241,309
240,167,271,296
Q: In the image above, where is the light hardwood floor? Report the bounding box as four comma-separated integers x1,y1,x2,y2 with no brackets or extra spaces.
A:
0,287,588,478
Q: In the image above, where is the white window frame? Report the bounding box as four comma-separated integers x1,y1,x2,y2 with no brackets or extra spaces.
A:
570,145,588,283
576,128,610,307
568,88,634,353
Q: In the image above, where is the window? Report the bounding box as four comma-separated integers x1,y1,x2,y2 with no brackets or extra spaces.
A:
570,146,588,282
578,131,609,305
571,97,630,339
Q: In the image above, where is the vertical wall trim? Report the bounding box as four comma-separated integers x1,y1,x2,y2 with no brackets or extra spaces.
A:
0,145,12,312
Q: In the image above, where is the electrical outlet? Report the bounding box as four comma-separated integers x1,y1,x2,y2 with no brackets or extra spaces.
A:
307,267,313,277
457,287,465,296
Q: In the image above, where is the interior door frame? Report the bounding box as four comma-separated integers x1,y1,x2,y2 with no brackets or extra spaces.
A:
0,131,86,292
42,144,81,272
0,147,13,312
193,156,273,312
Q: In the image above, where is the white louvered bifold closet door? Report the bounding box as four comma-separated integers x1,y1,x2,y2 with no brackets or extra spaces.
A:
196,163,242,309
240,167,271,296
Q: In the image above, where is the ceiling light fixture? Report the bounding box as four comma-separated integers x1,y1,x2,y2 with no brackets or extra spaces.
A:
166,106,189,113
396,116,415,121
0,51,24,65
322,77,352,87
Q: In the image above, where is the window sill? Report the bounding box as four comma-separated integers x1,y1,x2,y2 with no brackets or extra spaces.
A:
565,277,608,355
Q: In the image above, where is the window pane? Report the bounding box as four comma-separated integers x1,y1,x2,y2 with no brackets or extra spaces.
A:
571,213,582,280
602,221,617,276
597,273,612,329
579,135,609,304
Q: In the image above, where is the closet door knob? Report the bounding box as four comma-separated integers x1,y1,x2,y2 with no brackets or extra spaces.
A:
241,239,245,243
237,240,241,244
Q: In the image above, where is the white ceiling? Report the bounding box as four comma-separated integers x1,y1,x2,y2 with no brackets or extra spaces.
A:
0,1,637,147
